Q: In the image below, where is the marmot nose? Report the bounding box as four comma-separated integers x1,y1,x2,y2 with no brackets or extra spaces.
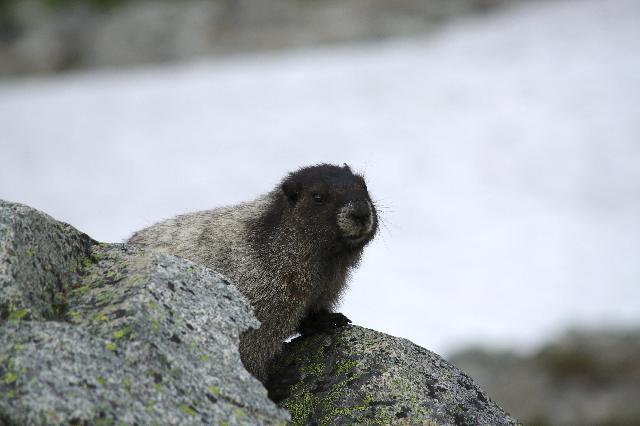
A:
349,201,370,224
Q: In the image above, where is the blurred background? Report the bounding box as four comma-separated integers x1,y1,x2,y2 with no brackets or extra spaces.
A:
1,0,639,424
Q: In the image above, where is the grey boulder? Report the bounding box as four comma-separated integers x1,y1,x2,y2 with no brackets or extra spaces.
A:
0,200,288,425
269,326,520,425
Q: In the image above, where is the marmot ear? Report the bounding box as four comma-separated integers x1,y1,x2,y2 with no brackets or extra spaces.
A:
281,180,301,204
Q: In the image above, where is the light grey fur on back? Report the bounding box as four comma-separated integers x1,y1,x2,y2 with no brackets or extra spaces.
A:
128,191,354,382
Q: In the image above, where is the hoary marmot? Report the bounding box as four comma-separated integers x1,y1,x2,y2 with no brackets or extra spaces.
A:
128,164,378,382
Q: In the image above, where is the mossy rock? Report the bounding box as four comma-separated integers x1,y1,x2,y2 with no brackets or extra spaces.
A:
269,326,520,426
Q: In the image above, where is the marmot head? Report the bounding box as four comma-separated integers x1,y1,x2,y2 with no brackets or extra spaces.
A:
279,164,378,253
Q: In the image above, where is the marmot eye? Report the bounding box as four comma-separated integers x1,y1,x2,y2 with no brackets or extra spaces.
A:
312,193,324,203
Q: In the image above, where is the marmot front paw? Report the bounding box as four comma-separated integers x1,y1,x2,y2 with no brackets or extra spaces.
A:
299,310,352,336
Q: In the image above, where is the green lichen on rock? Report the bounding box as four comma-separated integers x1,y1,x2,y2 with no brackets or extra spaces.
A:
277,333,389,426
270,326,520,425
284,384,315,425
179,404,197,416
3,371,18,384
112,324,132,340
9,308,29,321
208,385,220,396
334,359,358,376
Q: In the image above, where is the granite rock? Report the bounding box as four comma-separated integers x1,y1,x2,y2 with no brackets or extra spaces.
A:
268,325,519,425
0,200,288,425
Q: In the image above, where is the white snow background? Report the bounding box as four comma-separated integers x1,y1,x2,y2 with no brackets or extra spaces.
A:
1,0,639,355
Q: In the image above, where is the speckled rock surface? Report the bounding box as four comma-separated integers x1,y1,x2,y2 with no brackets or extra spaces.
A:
0,200,288,425
0,200,94,322
269,326,520,426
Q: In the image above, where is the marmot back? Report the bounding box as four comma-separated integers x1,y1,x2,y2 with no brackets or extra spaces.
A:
128,164,378,382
